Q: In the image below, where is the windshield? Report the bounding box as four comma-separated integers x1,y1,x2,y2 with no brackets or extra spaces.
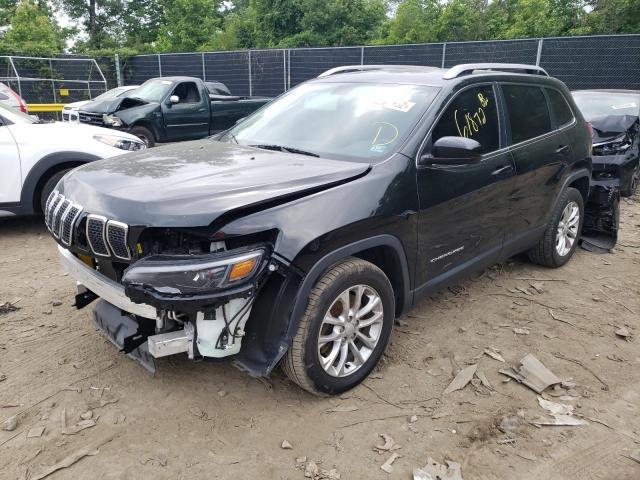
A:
572,92,640,119
129,79,174,103
219,82,439,162
93,86,137,102
0,102,36,124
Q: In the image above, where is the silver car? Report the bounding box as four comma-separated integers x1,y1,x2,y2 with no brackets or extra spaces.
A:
62,85,139,122
0,82,27,113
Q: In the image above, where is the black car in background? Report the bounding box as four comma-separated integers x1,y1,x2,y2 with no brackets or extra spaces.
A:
572,90,640,196
48,64,599,395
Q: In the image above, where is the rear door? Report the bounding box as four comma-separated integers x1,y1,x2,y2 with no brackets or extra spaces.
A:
0,114,22,204
500,83,572,240
415,83,516,287
162,81,210,141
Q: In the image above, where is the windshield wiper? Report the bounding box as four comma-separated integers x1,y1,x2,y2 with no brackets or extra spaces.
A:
249,144,319,158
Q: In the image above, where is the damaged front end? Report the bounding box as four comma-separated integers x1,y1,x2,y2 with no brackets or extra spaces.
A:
582,182,620,253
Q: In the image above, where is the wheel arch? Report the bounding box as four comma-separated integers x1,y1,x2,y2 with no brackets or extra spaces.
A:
128,121,160,143
22,152,100,214
546,167,590,224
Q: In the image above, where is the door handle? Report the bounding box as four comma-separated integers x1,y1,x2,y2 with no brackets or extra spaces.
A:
556,144,570,154
491,165,514,176
198,108,206,112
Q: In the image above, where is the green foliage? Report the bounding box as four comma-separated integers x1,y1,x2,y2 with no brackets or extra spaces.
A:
586,0,640,34
155,0,223,52
3,0,67,55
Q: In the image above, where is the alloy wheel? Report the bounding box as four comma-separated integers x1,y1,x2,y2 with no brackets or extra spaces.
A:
556,201,580,256
317,284,384,378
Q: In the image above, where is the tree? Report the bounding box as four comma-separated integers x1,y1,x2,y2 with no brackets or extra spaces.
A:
54,0,123,51
155,0,224,52
385,0,441,44
4,0,66,55
586,0,640,34
0,0,18,28
436,0,489,41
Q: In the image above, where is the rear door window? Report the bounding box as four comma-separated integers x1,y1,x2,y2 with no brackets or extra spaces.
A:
431,84,500,155
502,85,552,144
546,89,574,127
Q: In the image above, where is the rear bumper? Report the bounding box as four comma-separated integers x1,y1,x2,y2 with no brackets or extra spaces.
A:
58,245,156,319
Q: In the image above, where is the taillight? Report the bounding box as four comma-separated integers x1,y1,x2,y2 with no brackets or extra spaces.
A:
5,85,26,113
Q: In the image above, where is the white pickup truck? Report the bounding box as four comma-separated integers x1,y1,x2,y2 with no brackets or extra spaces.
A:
0,103,146,217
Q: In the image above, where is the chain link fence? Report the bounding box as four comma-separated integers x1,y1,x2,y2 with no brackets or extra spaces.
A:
114,34,639,97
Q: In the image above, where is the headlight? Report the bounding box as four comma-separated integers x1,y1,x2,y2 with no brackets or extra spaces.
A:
94,134,146,151
102,114,123,127
122,249,265,295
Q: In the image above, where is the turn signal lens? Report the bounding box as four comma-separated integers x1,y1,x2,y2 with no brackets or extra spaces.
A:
229,258,258,281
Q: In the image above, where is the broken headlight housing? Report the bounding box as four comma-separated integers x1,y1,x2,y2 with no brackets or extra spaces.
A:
94,133,145,151
122,248,265,296
102,114,124,128
593,133,631,156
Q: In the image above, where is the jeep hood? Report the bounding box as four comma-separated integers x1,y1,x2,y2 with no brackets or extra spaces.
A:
59,140,370,227
590,114,639,144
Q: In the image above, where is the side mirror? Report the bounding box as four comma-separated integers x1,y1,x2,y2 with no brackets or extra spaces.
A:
420,136,482,166
169,95,179,105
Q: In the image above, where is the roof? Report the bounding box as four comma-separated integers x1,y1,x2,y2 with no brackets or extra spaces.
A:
312,63,555,88
572,89,640,96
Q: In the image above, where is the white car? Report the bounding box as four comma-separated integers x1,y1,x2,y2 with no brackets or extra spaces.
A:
62,85,139,122
0,102,145,217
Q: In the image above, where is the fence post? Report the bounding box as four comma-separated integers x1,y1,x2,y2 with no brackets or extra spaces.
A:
283,49,287,92
536,38,543,66
441,43,447,69
360,46,364,65
248,50,252,96
202,53,206,81
157,54,162,77
115,53,122,87
49,58,57,104
287,49,291,90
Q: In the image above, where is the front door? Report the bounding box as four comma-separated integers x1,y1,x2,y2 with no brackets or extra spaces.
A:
162,82,210,141
415,83,516,288
0,116,21,204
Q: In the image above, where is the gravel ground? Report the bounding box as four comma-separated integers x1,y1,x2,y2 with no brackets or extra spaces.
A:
1,193,639,480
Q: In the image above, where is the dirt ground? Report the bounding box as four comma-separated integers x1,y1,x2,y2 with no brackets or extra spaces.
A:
1,193,639,480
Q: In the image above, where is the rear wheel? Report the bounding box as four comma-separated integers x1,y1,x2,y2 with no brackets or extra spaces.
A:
283,258,395,396
129,125,155,148
528,187,584,268
621,162,639,197
39,169,70,213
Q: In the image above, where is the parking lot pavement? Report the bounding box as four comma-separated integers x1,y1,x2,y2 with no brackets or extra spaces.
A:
1,194,639,479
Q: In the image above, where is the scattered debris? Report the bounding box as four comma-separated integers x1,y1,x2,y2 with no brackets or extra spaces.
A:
281,439,292,450
62,419,96,435
87,395,119,409
27,426,45,438
51,299,63,307
533,397,588,427
188,406,209,420
408,415,418,423
483,348,505,363
512,327,530,335
443,364,477,394
498,413,525,433
217,390,227,397
552,351,610,391
530,282,545,294
139,454,168,467
373,433,401,454
381,453,401,474
628,451,640,464
304,461,341,480
548,309,577,327
2,415,18,431
615,326,631,339
0,300,20,315
476,370,492,390
325,404,359,413
0,374,6,382
499,354,561,393
80,410,93,420
30,435,114,480
413,457,463,480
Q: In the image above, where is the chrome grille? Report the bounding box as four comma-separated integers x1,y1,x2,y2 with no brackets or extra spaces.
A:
60,204,83,245
106,221,131,260
47,193,62,228
86,215,109,257
44,190,58,227
51,198,70,238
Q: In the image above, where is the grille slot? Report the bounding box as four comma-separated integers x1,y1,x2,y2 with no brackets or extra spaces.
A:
47,193,62,229
44,190,58,228
52,198,70,238
60,204,83,246
86,215,110,257
106,221,131,260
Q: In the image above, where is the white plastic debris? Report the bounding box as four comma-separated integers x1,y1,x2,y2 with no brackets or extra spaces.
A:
413,457,463,480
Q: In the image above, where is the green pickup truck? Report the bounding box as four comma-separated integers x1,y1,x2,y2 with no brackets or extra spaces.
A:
77,76,271,147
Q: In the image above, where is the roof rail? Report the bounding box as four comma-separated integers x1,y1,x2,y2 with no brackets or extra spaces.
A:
443,63,549,80
318,64,440,78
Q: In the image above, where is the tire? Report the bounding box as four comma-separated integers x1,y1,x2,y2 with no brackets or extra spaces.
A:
283,257,395,396
528,187,584,268
129,126,155,148
621,162,639,197
39,169,70,213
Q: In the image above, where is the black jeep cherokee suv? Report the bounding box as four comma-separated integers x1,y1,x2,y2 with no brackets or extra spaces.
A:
47,63,593,395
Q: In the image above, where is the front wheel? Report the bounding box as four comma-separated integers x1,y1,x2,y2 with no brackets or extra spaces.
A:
40,169,71,213
528,187,584,268
129,125,155,148
283,258,395,396
621,161,639,197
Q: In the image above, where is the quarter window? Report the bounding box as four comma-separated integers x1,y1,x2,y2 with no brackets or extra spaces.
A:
431,85,499,155
502,85,552,144
547,89,574,127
